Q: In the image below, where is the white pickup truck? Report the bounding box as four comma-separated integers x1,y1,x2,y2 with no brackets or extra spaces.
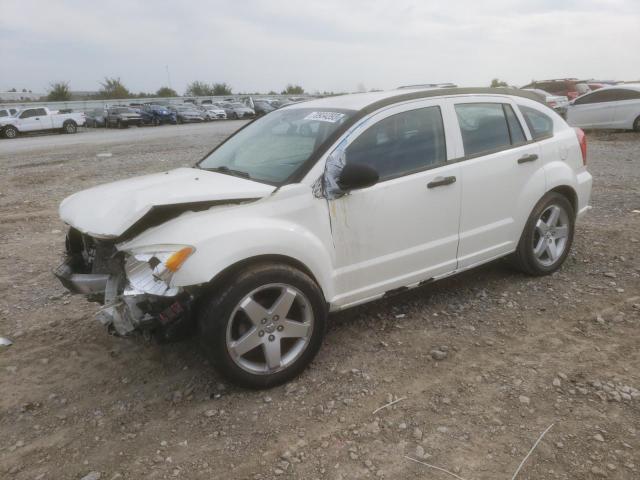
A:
0,107,85,138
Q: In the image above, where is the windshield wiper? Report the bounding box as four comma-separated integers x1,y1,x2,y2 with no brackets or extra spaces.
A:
201,165,251,179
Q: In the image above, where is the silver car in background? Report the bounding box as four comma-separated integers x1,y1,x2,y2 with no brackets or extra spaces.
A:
216,101,255,119
523,88,570,117
566,84,640,131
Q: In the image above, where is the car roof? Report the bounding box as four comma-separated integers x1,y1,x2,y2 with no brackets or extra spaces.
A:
284,87,544,113
580,83,640,95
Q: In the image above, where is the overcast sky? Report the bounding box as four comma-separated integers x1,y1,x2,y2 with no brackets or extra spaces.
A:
1,0,638,94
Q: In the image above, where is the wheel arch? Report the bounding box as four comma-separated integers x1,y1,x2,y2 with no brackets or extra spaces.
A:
548,185,578,214
1,123,19,133
202,254,324,300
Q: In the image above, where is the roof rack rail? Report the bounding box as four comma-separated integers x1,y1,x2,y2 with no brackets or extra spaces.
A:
397,83,458,90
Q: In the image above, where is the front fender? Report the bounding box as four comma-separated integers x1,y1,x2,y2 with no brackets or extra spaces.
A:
118,191,335,301
181,219,333,298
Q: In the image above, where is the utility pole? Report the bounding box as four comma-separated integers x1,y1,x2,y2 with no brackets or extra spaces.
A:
166,65,172,90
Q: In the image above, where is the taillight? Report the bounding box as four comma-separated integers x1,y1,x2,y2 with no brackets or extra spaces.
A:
574,128,587,165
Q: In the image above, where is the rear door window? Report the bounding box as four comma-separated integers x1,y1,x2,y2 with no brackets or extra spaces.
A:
606,89,640,101
345,106,447,180
519,106,554,140
455,103,512,156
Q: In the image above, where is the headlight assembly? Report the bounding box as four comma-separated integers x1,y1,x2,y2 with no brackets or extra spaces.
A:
124,246,194,296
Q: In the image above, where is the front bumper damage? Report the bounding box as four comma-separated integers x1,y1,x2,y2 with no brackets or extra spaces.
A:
53,228,194,339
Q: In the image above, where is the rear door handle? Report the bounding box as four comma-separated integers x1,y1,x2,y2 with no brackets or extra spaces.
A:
427,176,456,188
517,153,538,164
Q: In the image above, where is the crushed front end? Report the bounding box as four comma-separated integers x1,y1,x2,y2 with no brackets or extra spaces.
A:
54,228,195,339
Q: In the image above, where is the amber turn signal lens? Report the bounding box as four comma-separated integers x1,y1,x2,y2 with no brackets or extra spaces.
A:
165,247,194,272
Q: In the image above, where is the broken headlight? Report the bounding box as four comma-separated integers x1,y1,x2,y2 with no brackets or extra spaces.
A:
124,246,194,296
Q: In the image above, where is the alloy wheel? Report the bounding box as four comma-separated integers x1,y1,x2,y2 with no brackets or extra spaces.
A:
225,283,314,375
532,204,570,267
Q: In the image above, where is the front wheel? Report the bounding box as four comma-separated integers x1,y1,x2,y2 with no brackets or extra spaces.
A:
512,192,575,276
3,126,18,138
198,263,327,389
633,116,640,132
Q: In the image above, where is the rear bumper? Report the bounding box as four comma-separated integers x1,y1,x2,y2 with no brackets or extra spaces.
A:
576,170,593,219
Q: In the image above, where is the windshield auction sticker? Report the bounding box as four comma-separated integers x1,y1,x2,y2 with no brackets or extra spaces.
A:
304,111,346,123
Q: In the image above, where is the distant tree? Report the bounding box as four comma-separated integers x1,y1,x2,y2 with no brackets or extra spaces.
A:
185,81,213,96
267,90,278,95
490,78,509,88
47,81,71,101
9,88,17,92
98,77,131,99
211,82,232,96
282,84,305,95
156,86,178,97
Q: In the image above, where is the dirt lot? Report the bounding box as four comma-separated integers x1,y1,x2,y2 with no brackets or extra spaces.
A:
0,124,639,480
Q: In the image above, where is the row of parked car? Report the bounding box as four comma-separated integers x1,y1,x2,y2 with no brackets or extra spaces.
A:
520,79,640,131
2,82,639,138
84,97,306,129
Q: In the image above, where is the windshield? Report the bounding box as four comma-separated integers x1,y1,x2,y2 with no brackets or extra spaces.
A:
199,107,355,184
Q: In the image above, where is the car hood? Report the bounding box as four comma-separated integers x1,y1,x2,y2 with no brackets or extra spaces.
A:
59,167,275,239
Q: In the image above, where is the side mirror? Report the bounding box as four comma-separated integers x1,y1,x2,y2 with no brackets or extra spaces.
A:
337,163,379,191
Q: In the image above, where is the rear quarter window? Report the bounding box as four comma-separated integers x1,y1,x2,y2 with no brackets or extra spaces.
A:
519,105,554,140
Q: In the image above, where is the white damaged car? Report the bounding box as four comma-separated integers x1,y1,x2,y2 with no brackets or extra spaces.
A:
56,87,592,388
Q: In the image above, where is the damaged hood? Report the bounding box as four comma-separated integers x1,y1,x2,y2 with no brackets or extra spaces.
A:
60,167,275,238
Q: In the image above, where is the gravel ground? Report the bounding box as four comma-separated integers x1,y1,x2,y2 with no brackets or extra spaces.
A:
0,124,639,480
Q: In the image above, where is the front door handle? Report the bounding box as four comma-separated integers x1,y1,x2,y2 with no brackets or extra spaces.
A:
517,153,538,164
427,176,457,189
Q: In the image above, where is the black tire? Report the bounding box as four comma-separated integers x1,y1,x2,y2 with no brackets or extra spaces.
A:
3,125,18,139
231,112,238,120
198,263,327,389
512,192,575,276
633,116,640,132
63,121,77,134
177,117,183,124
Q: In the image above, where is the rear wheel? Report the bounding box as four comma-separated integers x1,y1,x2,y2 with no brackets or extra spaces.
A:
512,192,575,276
633,116,640,132
198,263,327,389
63,121,77,134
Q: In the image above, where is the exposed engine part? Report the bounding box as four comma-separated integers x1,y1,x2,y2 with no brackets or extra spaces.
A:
125,254,180,297
56,228,195,338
